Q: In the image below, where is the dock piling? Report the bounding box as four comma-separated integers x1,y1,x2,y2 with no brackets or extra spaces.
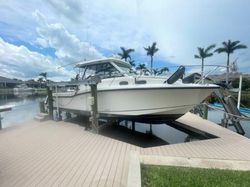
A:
0,113,2,130
132,121,135,132
202,103,208,119
87,76,101,133
39,101,45,113
47,86,54,120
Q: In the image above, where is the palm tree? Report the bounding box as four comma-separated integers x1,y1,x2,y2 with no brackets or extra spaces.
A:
158,67,169,75
118,47,135,62
136,64,147,75
39,72,47,82
152,69,159,76
144,42,159,74
194,44,216,84
37,77,44,88
215,40,247,84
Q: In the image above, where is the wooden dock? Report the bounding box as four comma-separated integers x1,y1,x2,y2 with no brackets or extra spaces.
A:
1,112,250,187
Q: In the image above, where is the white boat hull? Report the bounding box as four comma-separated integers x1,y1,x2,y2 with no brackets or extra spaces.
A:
54,86,215,121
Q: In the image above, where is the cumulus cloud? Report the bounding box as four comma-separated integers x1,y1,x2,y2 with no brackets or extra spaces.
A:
1,0,250,78
47,0,84,22
33,10,103,63
0,37,74,81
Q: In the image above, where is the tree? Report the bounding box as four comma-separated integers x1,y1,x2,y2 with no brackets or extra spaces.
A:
232,78,250,91
158,67,169,75
194,44,216,84
136,64,146,70
144,42,159,74
39,72,47,82
118,47,135,62
152,69,159,76
215,40,247,84
37,77,44,88
136,64,148,75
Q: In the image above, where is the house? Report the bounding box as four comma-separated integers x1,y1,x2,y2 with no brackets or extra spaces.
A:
0,76,22,88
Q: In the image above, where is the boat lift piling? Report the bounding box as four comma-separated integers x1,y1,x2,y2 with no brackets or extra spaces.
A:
88,77,101,133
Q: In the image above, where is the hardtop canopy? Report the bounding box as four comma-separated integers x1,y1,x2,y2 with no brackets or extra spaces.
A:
75,57,132,68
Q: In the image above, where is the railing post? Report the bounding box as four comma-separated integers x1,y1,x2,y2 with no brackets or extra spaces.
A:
237,74,242,109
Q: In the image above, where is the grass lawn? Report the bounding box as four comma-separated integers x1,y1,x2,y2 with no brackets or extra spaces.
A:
141,165,250,187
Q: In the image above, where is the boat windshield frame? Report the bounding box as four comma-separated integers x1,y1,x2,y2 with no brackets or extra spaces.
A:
80,61,133,80
111,61,137,76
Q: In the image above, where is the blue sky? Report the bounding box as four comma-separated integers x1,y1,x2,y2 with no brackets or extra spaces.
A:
0,0,250,80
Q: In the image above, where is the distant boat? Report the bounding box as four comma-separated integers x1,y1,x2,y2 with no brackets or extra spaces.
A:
14,84,35,96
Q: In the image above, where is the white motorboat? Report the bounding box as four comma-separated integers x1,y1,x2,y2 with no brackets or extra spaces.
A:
53,58,219,122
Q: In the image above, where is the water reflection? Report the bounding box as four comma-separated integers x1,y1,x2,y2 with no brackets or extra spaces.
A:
208,110,250,138
0,94,45,128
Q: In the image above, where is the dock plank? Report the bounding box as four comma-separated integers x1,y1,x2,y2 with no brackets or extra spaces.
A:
1,112,250,187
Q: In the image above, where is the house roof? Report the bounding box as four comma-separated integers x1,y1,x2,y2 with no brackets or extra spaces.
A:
0,76,22,84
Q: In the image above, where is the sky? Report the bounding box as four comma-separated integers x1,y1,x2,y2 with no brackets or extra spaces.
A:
0,0,250,81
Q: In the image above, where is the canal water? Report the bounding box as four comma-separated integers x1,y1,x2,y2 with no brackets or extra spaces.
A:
0,94,45,128
0,94,250,144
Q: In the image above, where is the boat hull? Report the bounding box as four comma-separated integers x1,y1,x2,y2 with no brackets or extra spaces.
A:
54,87,215,122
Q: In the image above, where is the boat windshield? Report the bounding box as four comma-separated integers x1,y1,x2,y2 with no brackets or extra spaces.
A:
114,62,137,76
82,62,123,79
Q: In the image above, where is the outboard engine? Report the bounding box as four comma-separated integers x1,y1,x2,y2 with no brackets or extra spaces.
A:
164,66,185,84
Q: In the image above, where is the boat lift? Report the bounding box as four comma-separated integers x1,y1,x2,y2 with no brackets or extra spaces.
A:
184,65,250,135
212,89,250,135
47,76,101,133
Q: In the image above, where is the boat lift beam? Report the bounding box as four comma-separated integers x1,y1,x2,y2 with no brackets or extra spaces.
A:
214,89,245,135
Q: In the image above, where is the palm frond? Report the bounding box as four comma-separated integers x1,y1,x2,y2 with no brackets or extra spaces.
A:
232,44,247,51
152,42,157,49
136,63,146,70
154,48,159,53
231,40,240,47
205,44,216,53
194,54,201,59
120,47,126,52
127,49,135,53
222,41,228,48
214,47,227,53
117,53,123,57
205,53,213,58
